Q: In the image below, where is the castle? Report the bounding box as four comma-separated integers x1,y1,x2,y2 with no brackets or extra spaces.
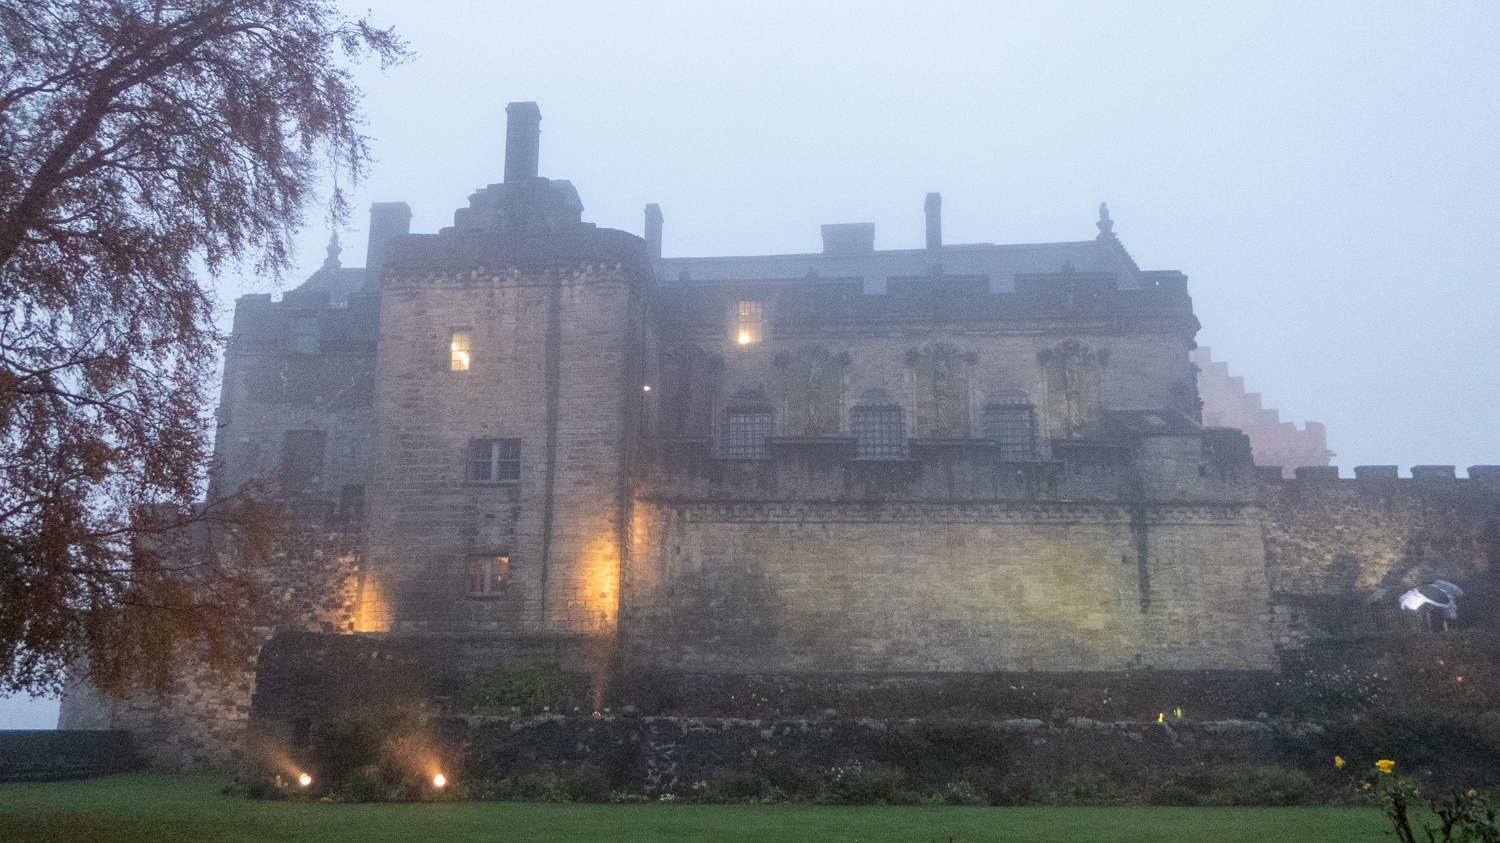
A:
59,103,1499,767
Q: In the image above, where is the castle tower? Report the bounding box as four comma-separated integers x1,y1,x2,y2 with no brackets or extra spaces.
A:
358,103,652,637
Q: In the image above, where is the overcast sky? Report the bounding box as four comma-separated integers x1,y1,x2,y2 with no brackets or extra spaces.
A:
6,0,1496,728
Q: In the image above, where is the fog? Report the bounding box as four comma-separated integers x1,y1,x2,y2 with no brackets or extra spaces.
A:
6,0,1495,730
290,0,1496,473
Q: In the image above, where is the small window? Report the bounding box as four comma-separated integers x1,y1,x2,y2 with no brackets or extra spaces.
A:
724,410,774,458
467,438,520,483
735,301,763,345
450,330,471,371
851,405,905,459
467,555,509,597
291,316,319,353
984,403,1037,461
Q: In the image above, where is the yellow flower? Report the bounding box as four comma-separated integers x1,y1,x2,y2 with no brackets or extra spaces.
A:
1376,760,1395,774
1334,755,1345,769
1363,782,1372,790
1468,789,1478,797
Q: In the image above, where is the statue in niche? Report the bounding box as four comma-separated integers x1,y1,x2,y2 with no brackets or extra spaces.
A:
774,345,847,436
908,342,972,438
1038,339,1106,439
660,344,720,436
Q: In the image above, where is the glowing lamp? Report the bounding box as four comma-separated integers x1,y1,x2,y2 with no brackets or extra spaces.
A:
642,384,651,392
298,773,312,788
737,331,751,345
432,773,447,789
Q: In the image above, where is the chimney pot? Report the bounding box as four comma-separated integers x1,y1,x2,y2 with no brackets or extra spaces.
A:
925,192,942,252
365,201,412,280
644,204,663,260
504,101,542,183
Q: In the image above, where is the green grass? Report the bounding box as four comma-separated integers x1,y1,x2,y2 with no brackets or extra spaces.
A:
0,773,1391,842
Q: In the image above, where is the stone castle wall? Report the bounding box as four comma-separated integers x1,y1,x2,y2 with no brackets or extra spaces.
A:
622,499,1275,672
58,545,359,768
359,249,649,637
1256,465,1500,650
210,288,378,521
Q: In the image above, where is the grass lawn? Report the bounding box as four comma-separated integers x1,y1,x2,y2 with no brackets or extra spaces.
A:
0,773,1391,842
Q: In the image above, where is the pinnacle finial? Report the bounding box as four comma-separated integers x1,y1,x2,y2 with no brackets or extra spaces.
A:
1096,202,1114,236
322,232,342,269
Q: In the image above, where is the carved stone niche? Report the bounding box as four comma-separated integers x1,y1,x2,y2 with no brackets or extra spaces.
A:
773,345,847,437
1037,339,1106,440
907,342,973,439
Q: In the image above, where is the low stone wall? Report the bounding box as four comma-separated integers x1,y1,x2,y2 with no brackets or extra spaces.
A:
0,730,140,782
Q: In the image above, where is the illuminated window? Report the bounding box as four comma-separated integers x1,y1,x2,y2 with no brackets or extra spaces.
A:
851,405,905,459
724,410,774,458
735,301,763,345
449,330,471,371
467,438,520,483
984,403,1037,461
467,555,509,597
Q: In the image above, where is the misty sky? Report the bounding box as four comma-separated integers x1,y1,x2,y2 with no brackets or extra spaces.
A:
5,1,1497,727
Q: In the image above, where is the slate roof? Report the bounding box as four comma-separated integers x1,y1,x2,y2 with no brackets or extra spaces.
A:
654,236,1143,294
291,266,367,306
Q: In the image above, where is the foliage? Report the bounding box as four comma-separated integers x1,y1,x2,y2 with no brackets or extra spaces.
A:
814,761,917,805
1204,765,1313,807
0,0,407,695
465,665,571,714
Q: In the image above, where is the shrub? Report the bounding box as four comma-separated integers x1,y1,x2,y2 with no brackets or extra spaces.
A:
466,665,570,714
562,764,611,802
1206,765,1312,806
1148,783,1201,806
934,780,986,806
816,761,917,805
339,764,387,803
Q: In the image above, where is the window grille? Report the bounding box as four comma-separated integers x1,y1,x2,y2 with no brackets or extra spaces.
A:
467,438,520,482
724,410,774,458
851,405,905,459
984,404,1037,461
467,555,509,597
449,330,471,371
735,300,764,345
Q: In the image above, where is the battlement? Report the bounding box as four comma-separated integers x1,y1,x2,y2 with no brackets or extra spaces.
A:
1257,464,1500,488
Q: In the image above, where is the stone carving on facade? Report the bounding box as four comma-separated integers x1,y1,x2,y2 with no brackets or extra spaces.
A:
907,342,973,439
1039,339,1106,439
772,345,847,436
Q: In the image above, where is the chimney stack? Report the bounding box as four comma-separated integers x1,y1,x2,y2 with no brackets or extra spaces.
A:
365,201,412,279
644,204,663,260
504,101,542,183
924,192,942,253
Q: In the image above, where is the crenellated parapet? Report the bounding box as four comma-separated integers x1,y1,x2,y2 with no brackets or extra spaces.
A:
1254,463,1500,652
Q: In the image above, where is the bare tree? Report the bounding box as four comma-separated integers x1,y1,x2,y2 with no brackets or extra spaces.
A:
0,0,406,695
